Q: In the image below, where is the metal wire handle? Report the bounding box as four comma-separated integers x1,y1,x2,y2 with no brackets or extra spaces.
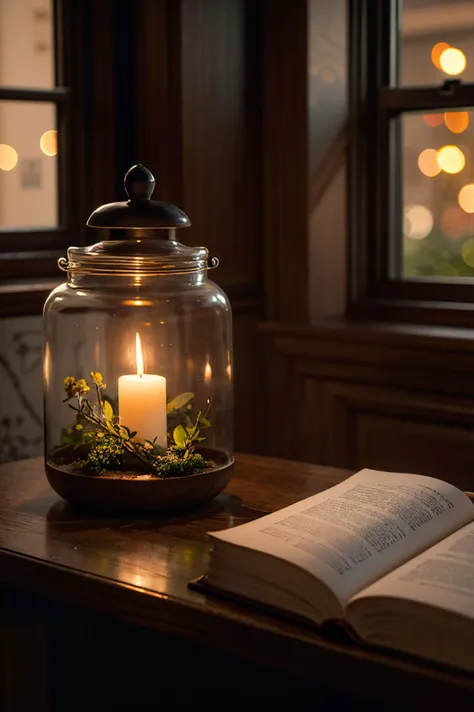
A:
58,255,220,273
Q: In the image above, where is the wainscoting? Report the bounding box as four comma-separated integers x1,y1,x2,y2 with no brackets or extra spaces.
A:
262,321,474,491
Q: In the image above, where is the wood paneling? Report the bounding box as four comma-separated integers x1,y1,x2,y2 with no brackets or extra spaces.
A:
180,0,259,287
134,0,267,455
135,0,182,202
355,413,474,489
263,320,474,488
262,0,309,322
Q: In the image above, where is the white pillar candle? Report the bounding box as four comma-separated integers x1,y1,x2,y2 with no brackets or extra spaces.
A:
118,333,167,448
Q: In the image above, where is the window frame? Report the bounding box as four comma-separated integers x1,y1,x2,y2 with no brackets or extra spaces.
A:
0,0,87,313
349,0,474,326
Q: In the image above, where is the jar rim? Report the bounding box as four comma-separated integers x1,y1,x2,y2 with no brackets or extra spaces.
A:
59,241,219,277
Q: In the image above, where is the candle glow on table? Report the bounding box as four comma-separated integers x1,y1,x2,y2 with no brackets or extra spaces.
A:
118,333,167,448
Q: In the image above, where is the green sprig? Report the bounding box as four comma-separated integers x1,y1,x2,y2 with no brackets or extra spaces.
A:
62,374,211,477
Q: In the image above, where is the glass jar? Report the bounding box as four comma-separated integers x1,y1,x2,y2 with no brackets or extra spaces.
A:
43,165,233,511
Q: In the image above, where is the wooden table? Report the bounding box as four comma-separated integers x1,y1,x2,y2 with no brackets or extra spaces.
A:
1,455,473,710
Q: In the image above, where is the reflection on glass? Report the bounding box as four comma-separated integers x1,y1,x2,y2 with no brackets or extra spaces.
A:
0,144,18,171
40,129,58,156
0,0,54,88
401,1,474,86
459,184,474,213
437,145,465,174
439,47,467,76
402,110,474,278
445,112,469,134
0,101,58,228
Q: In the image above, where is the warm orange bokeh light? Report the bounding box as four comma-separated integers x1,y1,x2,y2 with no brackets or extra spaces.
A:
418,148,440,177
423,114,444,128
40,129,58,156
0,143,18,171
440,47,467,76
431,42,451,70
436,145,466,174
459,184,474,214
404,205,434,240
444,112,470,134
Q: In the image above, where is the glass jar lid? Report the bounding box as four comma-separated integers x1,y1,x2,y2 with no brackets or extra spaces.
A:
87,163,191,230
59,164,218,276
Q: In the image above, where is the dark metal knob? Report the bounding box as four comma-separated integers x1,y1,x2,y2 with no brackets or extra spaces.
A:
124,164,156,201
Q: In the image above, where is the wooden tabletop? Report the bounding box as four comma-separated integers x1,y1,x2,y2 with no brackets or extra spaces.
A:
1,455,473,707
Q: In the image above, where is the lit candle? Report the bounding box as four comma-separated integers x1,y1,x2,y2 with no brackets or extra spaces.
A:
118,333,167,448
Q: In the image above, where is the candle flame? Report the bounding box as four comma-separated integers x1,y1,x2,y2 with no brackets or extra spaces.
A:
204,361,212,382
136,332,144,378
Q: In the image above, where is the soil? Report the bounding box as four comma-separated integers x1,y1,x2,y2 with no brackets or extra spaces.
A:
48,444,225,480
56,460,219,480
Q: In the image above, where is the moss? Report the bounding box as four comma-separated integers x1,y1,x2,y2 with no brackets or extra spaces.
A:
153,452,205,478
81,436,125,473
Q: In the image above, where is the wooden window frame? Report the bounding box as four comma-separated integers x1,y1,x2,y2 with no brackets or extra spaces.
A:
0,0,86,315
349,0,474,327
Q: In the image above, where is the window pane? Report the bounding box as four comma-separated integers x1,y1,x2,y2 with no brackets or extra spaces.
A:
401,1,474,86
401,109,474,279
0,101,58,228
0,0,54,88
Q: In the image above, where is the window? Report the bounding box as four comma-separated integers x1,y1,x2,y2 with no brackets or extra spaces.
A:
350,0,474,324
0,0,85,314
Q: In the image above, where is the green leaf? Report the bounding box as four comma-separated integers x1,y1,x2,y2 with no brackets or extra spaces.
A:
167,392,195,414
103,400,114,420
199,416,211,428
105,420,117,435
173,424,188,448
118,425,131,439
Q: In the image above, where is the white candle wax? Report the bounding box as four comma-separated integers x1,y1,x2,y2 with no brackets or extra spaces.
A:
118,374,167,448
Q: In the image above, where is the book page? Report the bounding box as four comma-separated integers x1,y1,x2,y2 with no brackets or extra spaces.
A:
211,469,474,606
351,519,474,619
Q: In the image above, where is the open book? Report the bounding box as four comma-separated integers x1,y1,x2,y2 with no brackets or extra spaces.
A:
202,469,474,672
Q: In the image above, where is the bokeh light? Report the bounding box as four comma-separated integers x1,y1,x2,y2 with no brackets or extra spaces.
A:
440,47,467,76
431,42,451,70
459,184,474,214
404,204,434,240
418,148,440,177
440,205,471,238
423,114,444,128
0,144,18,171
40,129,58,156
444,112,469,134
462,239,474,267
436,145,465,174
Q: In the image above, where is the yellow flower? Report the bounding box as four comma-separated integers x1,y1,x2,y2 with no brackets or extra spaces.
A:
90,371,106,389
64,376,77,398
64,376,90,397
74,379,90,396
